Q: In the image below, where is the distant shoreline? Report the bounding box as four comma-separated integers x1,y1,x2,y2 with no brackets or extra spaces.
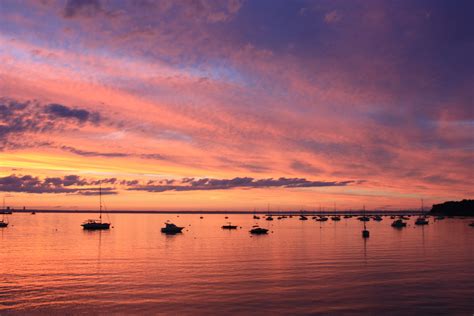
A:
6,209,429,216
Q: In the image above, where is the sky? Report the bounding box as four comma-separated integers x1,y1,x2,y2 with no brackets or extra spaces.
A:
0,0,473,211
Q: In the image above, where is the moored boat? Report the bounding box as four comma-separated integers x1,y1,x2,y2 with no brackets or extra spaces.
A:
250,226,268,235
81,186,111,230
373,215,383,221
222,222,238,229
1,197,9,227
161,222,184,234
415,217,429,225
415,199,429,226
82,220,110,230
391,219,407,228
361,205,370,238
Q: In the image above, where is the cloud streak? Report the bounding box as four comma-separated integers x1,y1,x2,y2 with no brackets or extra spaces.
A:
0,174,117,195
0,174,358,195
128,177,356,193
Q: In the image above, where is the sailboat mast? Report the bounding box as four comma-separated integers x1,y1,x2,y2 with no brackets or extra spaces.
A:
363,205,366,229
99,185,102,221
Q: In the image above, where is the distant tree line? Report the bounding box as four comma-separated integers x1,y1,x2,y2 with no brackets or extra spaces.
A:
430,199,473,216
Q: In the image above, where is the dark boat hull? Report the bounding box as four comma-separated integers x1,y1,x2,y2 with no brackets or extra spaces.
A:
0,222,8,228
250,228,268,235
161,227,184,234
82,222,110,230
222,225,238,229
391,223,407,228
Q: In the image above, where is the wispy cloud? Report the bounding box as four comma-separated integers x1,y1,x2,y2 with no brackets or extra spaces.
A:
0,174,117,195
128,177,356,193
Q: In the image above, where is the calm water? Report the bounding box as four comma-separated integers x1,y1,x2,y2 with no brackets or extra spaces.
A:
0,213,473,314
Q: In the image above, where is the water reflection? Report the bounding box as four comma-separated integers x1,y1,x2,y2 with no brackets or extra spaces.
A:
0,213,473,314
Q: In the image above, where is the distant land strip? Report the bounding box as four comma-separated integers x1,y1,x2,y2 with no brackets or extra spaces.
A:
7,210,429,216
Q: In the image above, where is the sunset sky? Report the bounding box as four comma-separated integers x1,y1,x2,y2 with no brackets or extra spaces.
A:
0,0,472,211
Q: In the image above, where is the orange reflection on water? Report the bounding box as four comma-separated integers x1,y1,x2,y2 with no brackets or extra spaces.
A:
1,213,473,313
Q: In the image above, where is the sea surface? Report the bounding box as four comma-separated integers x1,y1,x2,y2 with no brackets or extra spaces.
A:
0,213,473,314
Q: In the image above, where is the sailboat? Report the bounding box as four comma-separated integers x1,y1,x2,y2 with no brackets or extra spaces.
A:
0,197,9,228
222,222,238,229
252,208,260,219
415,199,429,226
331,202,341,221
362,205,370,238
250,225,268,235
81,186,111,230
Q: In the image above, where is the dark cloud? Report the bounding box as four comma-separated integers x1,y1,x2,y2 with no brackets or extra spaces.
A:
0,174,117,195
0,173,359,195
119,179,139,186
0,98,102,150
60,146,168,160
128,176,356,193
46,103,100,124
61,145,128,158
